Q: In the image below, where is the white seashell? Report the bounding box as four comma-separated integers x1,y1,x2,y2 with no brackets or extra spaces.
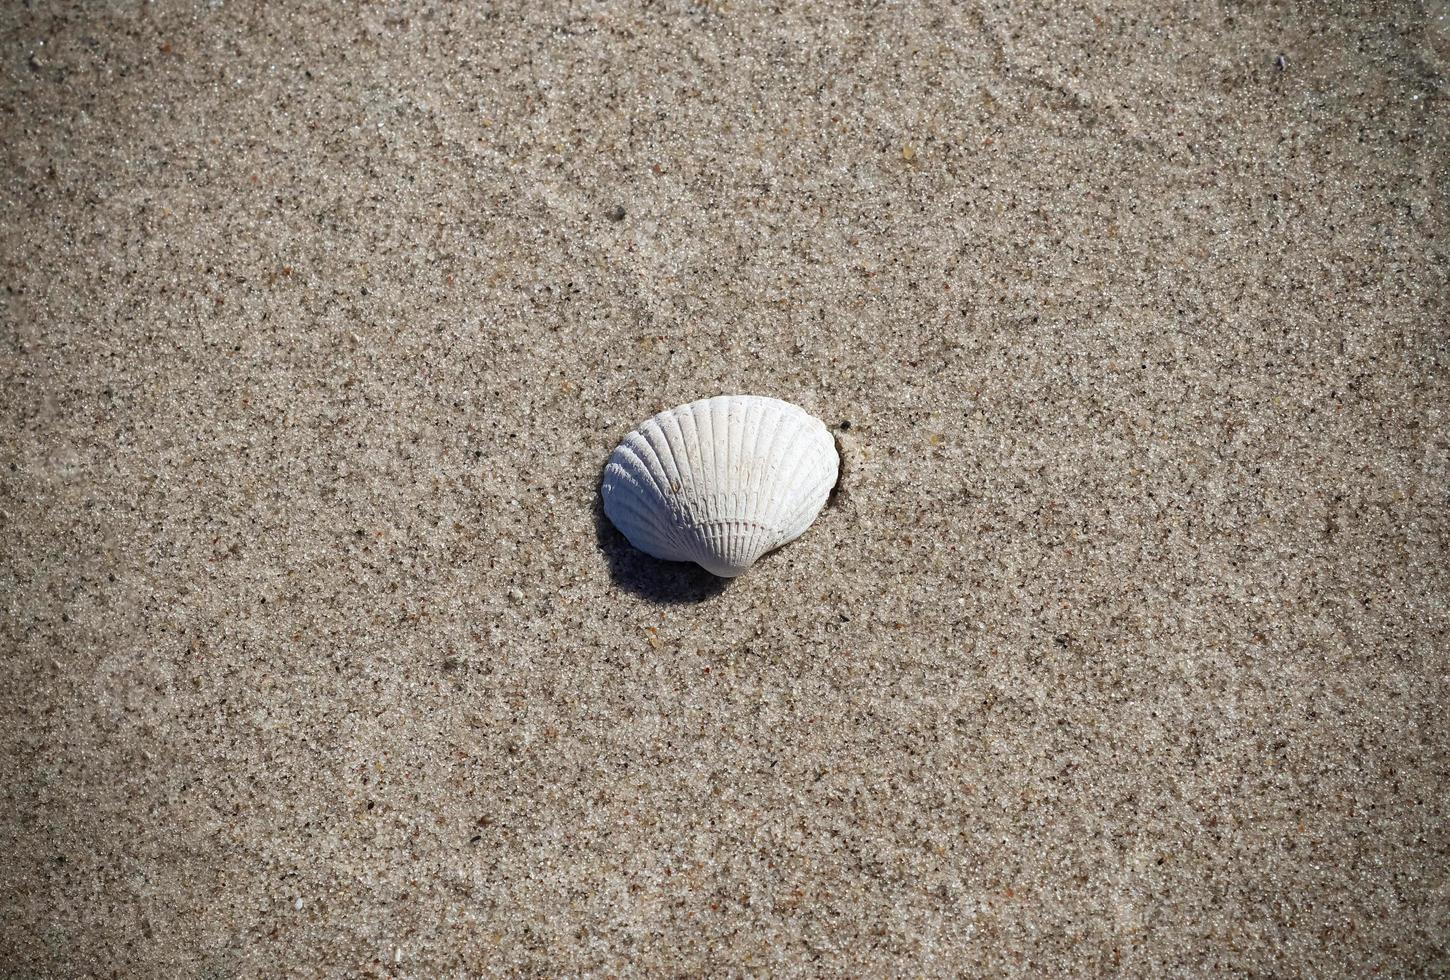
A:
602,395,839,578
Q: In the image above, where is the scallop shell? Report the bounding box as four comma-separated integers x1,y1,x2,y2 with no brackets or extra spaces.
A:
602,395,839,578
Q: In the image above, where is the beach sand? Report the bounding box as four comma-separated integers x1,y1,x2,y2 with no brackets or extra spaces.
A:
2,0,1447,974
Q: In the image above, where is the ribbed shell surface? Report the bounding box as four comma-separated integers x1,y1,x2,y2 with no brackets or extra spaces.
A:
602,395,839,578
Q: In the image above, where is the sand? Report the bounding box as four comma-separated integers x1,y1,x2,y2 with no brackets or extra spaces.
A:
2,0,1447,975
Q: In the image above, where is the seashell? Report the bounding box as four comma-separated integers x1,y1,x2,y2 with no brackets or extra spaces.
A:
602,395,839,578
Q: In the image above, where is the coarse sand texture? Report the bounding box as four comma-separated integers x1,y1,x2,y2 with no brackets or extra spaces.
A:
1,0,1447,975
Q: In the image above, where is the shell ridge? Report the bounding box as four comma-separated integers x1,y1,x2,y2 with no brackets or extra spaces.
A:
723,397,744,529
605,458,675,527
622,430,674,505
705,397,728,530
686,400,715,530
755,414,806,536
701,403,725,542
606,493,692,561
604,457,693,557
729,397,763,566
610,445,694,558
773,423,836,543
762,417,824,539
641,418,692,528
784,441,839,519
620,437,689,550
727,397,750,524
730,400,765,565
744,401,794,563
778,476,834,543
748,404,817,567
778,451,839,540
661,400,719,564
767,409,816,528
640,419,680,486
750,398,782,536
722,398,751,551
663,408,703,528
